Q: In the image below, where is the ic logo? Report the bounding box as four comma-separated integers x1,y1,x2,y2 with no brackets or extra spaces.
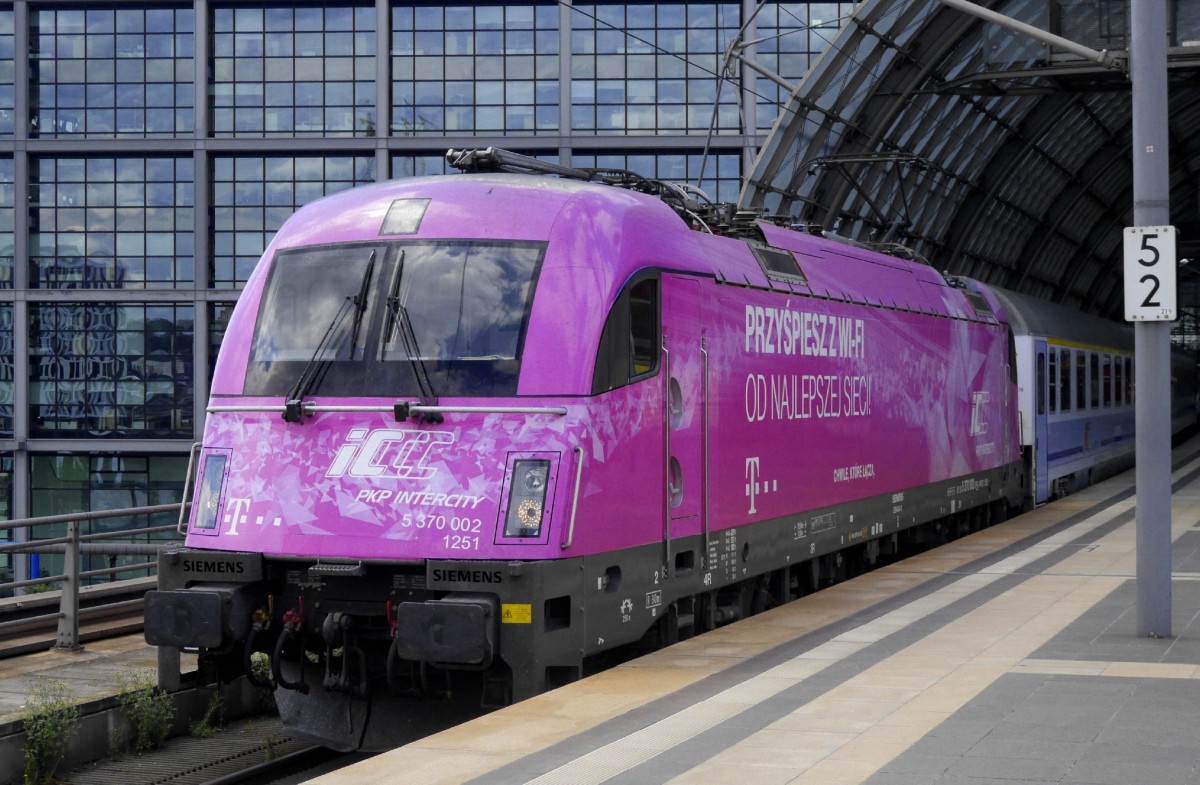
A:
970,391,990,437
327,428,454,480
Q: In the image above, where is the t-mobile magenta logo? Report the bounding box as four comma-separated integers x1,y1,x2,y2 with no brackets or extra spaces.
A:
745,456,761,514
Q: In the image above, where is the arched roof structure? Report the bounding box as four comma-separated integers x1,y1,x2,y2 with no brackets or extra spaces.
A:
739,0,1200,323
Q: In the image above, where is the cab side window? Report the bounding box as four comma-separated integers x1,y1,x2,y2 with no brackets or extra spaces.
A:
592,277,659,394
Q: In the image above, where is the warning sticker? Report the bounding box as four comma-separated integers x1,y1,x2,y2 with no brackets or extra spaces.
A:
501,603,532,624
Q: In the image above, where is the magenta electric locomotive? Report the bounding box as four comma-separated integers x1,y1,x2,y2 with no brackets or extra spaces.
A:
147,149,1035,750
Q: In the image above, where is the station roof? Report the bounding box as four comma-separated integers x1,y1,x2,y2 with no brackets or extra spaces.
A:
739,0,1200,322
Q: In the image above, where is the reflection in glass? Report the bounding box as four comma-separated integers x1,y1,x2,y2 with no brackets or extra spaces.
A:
29,303,194,438
571,2,739,135
381,241,540,363
251,245,381,364
211,154,375,288
573,150,742,205
30,454,187,583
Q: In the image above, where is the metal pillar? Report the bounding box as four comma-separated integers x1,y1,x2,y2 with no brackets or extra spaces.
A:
1131,0,1172,637
54,519,82,650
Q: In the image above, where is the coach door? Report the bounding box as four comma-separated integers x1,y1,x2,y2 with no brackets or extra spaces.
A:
1034,339,1049,503
661,274,706,578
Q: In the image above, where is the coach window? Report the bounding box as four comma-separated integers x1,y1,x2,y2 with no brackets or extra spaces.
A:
1089,353,1100,409
1036,351,1046,416
592,276,659,394
1102,354,1113,407
1125,358,1133,404
1076,351,1087,410
1048,350,1058,413
1115,357,1123,406
1059,349,1071,412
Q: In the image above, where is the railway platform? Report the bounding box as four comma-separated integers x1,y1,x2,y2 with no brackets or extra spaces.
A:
313,436,1200,785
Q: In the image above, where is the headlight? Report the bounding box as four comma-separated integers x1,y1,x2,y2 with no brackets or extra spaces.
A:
192,454,227,531
504,459,551,538
523,465,547,493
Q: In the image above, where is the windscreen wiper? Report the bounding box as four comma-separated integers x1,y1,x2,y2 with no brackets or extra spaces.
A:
282,250,376,423
383,251,442,424
346,249,377,353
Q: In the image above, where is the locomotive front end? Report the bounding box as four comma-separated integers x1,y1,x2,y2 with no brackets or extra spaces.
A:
145,178,617,750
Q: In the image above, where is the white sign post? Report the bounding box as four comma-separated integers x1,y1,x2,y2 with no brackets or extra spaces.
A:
1123,225,1177,321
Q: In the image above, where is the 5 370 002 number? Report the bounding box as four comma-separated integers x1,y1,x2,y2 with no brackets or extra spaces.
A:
401,513,483,532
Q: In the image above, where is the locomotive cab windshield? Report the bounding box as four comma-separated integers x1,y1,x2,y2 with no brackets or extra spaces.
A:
245,239,545,399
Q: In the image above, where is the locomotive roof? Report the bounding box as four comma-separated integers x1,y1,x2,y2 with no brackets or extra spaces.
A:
264,171,993,328
273,172,649,251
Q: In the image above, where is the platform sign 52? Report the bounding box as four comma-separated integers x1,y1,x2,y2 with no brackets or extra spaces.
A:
1124,226,1177,322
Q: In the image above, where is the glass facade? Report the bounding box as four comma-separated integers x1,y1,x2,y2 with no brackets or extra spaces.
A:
29,302,194,438
29,7,195,138
752,3,851,131
0,304,11,437
571,3,740,135
0,156,12,286
30,454,188,581
213,5,376,137
30,156,195,288
0,0,827,587
208,302,234,382
391,152,452,179
211,153,376,288
0,455,11,585
392,2,559,135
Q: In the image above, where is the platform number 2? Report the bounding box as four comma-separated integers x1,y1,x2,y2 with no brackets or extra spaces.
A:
1123,226,1176,322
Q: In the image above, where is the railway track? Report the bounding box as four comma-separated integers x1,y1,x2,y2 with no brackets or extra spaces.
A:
0,577,153,657
60,716,370,785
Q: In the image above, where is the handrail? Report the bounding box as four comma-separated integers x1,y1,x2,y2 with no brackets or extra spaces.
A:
178,442,202,534
0,500,188,651
0,502,190,534
0,524,185,554
701,335,711,567
662,339,672,578
562,445,584,550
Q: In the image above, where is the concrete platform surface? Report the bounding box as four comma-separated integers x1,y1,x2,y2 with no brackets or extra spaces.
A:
0,635,164,729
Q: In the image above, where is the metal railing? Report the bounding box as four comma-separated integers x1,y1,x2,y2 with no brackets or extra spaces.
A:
0,502,188,649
